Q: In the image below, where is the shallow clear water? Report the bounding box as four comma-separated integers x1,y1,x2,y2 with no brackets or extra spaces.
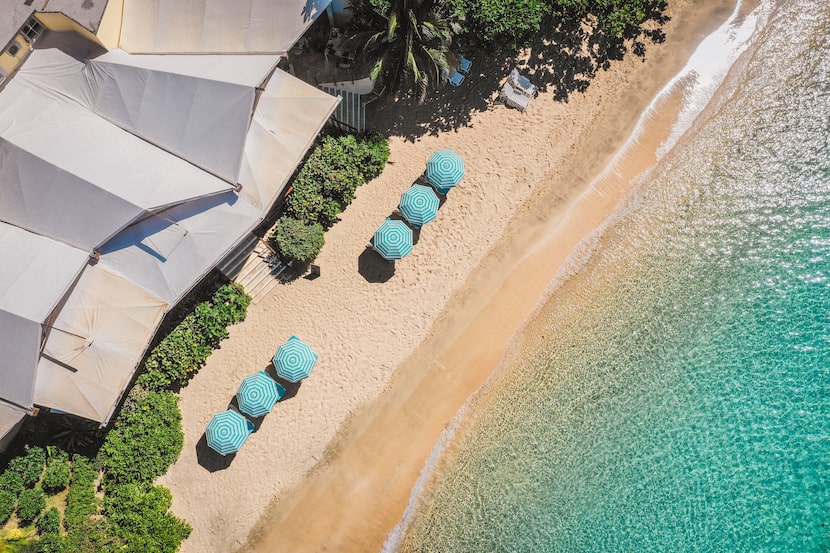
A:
394,1,830,551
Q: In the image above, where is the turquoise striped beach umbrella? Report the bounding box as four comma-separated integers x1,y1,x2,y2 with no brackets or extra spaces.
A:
399,184,440,227
273,336,318,383
205,410,254,456
236,371,285,418
372,218,413,261
425,150,465,194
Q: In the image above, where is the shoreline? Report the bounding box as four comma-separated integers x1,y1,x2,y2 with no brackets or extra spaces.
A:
157,1,737,551
234,1,739,552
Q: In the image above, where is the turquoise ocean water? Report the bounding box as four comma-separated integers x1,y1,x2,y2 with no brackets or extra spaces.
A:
391,0,830,551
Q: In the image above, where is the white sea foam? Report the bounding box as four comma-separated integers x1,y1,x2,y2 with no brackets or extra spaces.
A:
383,3,776,551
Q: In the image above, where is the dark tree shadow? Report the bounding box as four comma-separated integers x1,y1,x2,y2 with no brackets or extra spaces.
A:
195,434,236,472
365,2,669,141
524,4,669,103
358,247,396,283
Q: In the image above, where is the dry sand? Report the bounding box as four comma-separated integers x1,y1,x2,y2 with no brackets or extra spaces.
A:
157,1,737,551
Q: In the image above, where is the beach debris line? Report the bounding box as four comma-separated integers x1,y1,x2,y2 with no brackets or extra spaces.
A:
205,410,254,456
236,371,286,418
398,184,440,228
370,218,415,261
425,149,465,194
272,336,319,383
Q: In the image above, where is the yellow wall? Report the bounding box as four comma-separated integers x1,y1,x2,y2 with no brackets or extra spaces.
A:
0,33,30,76
95,0,124,50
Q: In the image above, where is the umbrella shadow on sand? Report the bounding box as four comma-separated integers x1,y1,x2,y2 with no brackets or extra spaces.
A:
263,363,303,401
358,247,396,283
196,434,236,472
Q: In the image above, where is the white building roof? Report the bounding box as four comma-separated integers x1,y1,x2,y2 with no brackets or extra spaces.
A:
119,0,333,55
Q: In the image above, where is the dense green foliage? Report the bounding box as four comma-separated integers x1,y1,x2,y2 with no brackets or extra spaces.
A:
272,217,326,264
8,447,46,488
62,519,121,553
137,283,251,391
16,488,45,524
341,132,391,180
274,133,390,263
0,470,24,498
103,484,191,553
36,533,63,553
36,508,61,535
0,489,14,524
42,452,70,494
63,456,97,532
451,0,549,44
97,389,183,486
449,0,665,44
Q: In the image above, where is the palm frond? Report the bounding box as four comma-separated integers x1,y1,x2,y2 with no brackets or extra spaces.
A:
387,12,398,41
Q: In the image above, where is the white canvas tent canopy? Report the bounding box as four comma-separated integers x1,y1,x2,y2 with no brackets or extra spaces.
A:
119,0,333,55
0,223,88,411
0,38,338,443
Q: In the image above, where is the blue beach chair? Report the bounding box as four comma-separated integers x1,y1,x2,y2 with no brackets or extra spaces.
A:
459,56,472,74
449,70,465,86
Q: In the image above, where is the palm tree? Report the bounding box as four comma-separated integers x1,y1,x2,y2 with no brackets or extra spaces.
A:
359,0,454,103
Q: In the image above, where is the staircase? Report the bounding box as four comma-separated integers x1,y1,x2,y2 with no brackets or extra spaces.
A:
217,234,292,303
319,86,366,133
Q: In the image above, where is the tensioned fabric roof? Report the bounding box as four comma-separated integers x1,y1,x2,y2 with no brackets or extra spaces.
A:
0,223,88,411
36,264,168,421
0,403,26,452
0,42,338,429
119,0,333,55
240,69,346,210
0,51,237,252
84,50,279,182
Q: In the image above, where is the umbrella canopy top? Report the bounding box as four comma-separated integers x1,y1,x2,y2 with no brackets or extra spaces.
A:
425,149,465,193
273,336,318,382
399,184,440,228
236,371,285,418
372,218,414,261
205,409,254,455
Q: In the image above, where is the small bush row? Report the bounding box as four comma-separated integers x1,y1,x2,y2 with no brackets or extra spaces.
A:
137,283,251,391
103,483,192,553
8,446,46,488
63,455,97,532
271,132,390,263
97,388,183,486
43,449,70,494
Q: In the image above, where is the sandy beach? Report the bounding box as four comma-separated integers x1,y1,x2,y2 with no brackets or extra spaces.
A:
155,1,737,551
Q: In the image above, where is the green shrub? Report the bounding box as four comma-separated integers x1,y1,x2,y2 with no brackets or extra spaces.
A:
43,455,71,494
17,487,46,524
104,484,192,553
284,183,326,226
37,533,64,553
63,519,120,553
137,283,251,391
271,217,325,264
451,0,550,44
9,446,47,487
344,132,391,181
283,133,388,230
0,469,24,498
64,456,98,532
0,489,15,524
36,507,61,535
322,166,363,208
97,390,183,486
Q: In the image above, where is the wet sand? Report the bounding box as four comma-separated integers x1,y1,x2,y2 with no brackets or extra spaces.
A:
157,1,738,551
